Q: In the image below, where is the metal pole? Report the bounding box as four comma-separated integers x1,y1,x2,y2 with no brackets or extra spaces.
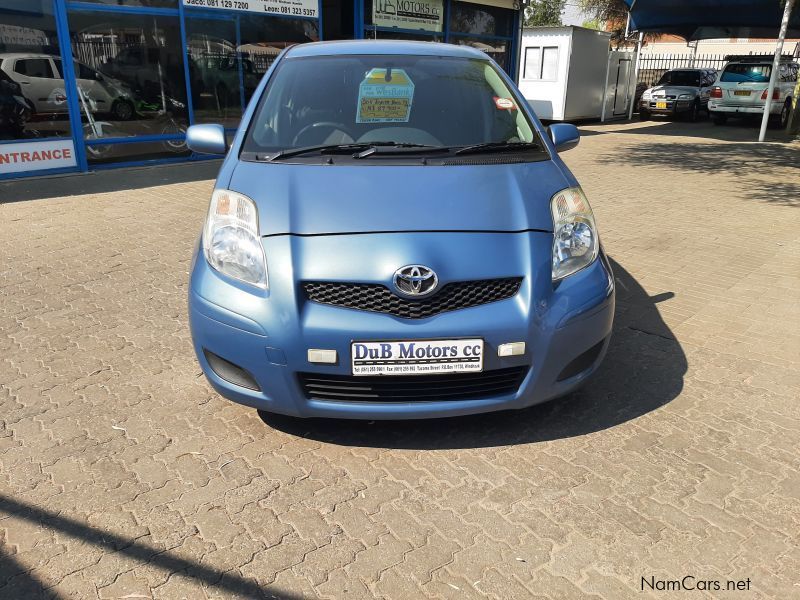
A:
759,0,795,142
601,50,612,122
628,31,643,121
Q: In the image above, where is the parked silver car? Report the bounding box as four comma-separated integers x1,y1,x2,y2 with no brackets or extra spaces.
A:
0,53,135,120
639,68,718,121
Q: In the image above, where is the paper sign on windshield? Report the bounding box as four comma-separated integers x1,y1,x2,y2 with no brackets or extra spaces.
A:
356,68,415,123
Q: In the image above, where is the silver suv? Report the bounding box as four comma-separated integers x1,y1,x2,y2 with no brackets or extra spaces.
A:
639,68,718,121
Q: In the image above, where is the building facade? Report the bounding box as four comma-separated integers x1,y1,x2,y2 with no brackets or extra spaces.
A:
0,0,521,179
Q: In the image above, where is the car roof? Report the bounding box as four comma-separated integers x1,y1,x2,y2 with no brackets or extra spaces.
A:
726,60,798,66
0,52,61,59
285,40,488,60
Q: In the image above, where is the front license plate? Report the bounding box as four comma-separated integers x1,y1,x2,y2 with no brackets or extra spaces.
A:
734,90,751,96
656,101,668,109
351,339,484,376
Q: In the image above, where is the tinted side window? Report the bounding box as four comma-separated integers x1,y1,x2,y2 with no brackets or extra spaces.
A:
15,58,54,78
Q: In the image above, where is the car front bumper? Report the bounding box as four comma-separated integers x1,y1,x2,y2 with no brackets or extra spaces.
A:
640,98,693,115
188,232,615,419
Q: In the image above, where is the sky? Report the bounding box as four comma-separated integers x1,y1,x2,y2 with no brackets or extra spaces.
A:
561,1,590,27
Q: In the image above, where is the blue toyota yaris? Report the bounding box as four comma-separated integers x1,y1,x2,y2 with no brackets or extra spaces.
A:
186,40,614,420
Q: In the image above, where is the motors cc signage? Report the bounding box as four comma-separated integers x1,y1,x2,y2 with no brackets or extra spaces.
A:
0,139,77,175
373,0,443,32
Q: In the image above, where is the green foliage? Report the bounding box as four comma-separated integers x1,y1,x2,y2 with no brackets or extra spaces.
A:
579,0,629,41
523,0,566,27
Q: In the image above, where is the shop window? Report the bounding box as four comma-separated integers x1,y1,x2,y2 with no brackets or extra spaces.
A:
450,36,510,73
322,0,354,40
0,1,72,144
185,16,242,128
449,1,513,37
238,14,318,105
66,11,188,163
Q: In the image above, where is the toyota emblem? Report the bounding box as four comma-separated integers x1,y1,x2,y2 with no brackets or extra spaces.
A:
393,265,438,297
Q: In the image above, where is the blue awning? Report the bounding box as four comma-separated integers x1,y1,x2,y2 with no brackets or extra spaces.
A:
623,0,800,40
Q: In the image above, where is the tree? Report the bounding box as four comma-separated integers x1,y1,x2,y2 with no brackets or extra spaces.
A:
579,0,630,43
523,0,565,27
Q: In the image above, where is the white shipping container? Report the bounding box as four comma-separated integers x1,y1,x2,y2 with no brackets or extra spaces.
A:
517,26,619,121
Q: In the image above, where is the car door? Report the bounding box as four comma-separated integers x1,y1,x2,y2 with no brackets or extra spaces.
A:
61,59,113,113
12,56,64,113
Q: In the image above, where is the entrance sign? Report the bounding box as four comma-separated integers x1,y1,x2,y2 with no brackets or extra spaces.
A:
182,0,318,19
373,0,443,32
0,139,77,175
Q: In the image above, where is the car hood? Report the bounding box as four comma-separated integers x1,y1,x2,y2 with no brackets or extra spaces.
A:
649,85,699,96
227,159,568,235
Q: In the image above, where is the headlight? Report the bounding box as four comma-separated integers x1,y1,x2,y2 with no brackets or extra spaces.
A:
642,90,652,99
678,93,693,99
203,189,268,289
551,187,599,281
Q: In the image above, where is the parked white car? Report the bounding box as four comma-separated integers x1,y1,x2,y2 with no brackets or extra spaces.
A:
708,60,798,128
0,53,135,120
639,68,718,121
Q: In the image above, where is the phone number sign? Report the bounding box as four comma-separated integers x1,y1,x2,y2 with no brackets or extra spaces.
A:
182,0,318,19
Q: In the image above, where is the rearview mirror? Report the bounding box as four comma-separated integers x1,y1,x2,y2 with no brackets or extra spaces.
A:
186,124,227,155
548,123,580,153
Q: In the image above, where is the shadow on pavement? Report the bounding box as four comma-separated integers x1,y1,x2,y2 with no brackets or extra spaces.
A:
0,495,300,600
0,546,64,600
577,117,797,143
260,257,687,449
0,160,222,204
597,138,800,207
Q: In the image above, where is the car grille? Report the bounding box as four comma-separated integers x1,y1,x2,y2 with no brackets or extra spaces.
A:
302,278,522,319
298,367,528,402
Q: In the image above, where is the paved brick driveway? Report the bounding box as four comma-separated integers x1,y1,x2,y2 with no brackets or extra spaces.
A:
1,120,799,599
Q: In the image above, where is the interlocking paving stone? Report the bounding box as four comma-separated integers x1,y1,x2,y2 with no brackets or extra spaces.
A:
1,121,799,598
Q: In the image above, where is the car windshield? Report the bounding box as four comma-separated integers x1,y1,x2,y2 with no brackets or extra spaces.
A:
720,64,771,83
657,70,701,86
242,54,538,157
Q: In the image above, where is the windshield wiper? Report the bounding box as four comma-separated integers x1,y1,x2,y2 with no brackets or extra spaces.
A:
454,141,543,156
266,143,373,161
263,142,449,161
353,142,450,158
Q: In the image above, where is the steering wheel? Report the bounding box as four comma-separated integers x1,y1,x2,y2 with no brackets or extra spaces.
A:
292,121,354,147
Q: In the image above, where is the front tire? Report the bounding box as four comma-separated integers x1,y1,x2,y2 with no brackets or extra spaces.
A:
686,101,699,122
638,110,650,121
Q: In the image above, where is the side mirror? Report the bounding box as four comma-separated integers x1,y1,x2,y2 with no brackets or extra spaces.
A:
548,123,580,153
186,124,227,155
